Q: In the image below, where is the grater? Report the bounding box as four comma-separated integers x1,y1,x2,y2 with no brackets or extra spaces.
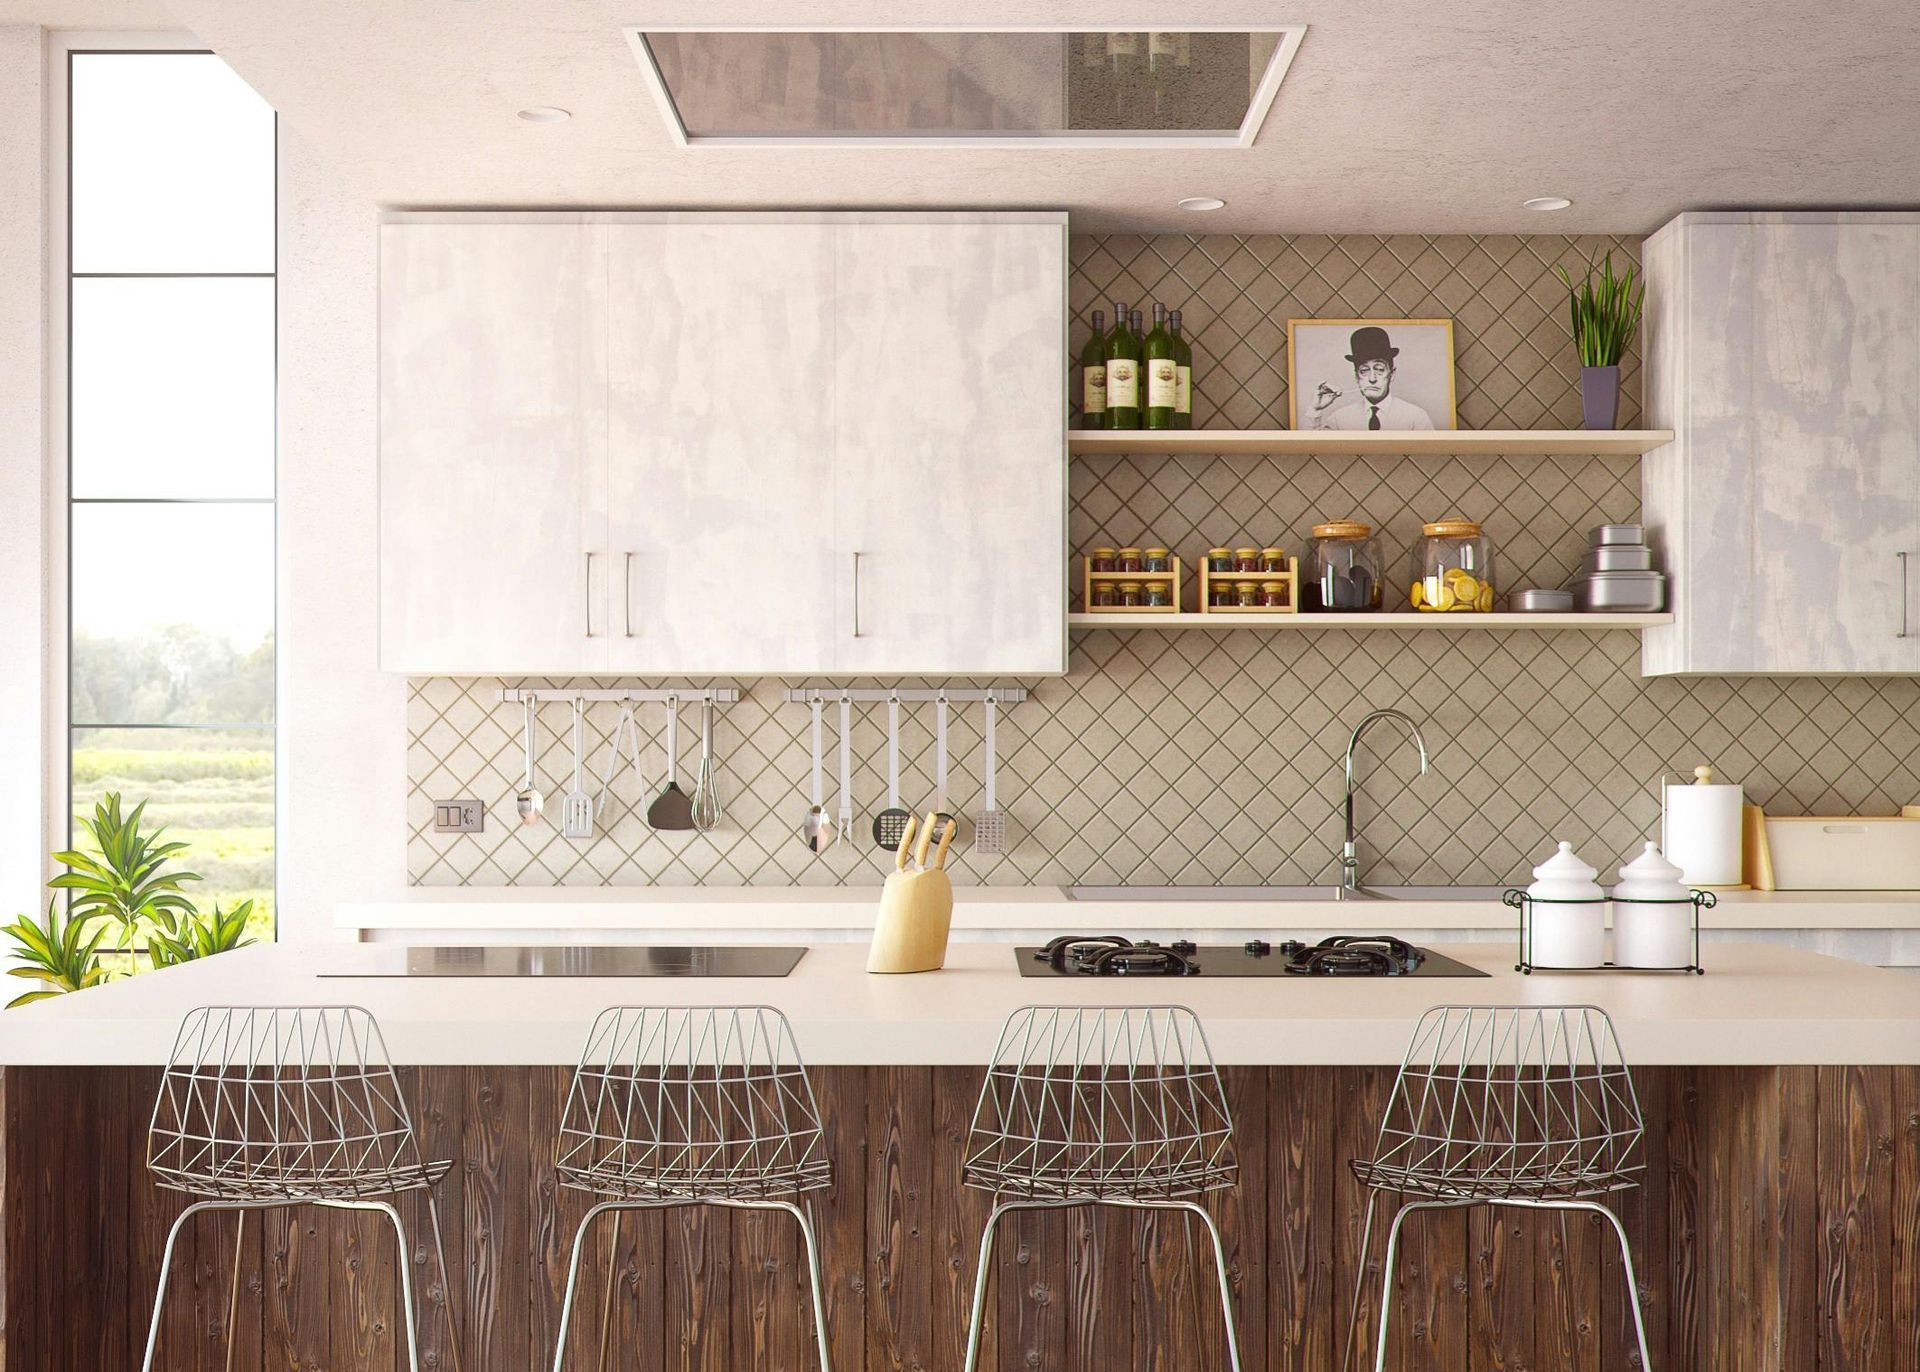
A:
973,696,1007,855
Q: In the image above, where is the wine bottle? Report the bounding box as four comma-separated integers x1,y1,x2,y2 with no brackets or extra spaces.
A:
1104,300,1140,429
1079,309,1108,430
1143,302,1177,429
1169,308,1193,429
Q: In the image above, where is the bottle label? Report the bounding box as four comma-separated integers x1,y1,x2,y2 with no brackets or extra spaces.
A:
1082,364,1107,414
1147,359,1178,410
1106,358,1138,410
1175,365,1192,414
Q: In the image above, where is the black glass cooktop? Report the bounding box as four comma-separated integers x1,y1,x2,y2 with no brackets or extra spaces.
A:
325,945,807,978
1017,935,1488,978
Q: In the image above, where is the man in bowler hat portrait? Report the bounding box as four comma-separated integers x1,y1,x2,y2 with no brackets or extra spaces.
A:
1309,324,1437,430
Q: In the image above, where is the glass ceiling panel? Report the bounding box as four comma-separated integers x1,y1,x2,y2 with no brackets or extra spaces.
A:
638,31,1287,139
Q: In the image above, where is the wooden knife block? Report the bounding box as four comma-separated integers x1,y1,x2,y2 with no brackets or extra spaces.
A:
867,868,954,974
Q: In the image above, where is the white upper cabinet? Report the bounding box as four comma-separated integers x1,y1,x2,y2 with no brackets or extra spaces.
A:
605,223,839,674
1642,212,1920,675
380,212,1068,677
379,221,609,675
832,221,1067,675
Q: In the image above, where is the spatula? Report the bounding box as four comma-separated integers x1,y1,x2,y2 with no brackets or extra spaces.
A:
646,696,696,832
973,695,1007,855
872,695,913,851
561,697,595,839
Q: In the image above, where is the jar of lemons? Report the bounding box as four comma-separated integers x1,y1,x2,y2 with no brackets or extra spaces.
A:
1411,519,1496,612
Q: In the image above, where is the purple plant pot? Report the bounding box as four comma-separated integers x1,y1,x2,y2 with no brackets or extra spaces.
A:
1580,365,1621,430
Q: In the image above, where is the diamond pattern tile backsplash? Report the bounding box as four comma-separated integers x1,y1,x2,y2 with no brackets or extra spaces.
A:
408,233,1920,889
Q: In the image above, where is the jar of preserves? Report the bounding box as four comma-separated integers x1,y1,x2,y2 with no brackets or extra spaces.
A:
1207,547,1233,573
1259,580,1288,608
1260,546,1288,573
1235,582,1259,608
1118,581,1144,607
1091,581,1118,608
1412,518,1496,612
1306,521,1383,612
1143,547,1171,572
1117,547,1144,573
1234,547,1260,573
1145,582,1172,608
1090,546,1117,573
1209,581,1235,607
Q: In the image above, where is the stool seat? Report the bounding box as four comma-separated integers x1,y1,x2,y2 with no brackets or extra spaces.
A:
1348,1156,1640,1203
153,1156,453,1202
557,1157,831,1203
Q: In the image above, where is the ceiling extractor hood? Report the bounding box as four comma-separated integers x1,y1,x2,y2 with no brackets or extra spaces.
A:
626,25,1306,148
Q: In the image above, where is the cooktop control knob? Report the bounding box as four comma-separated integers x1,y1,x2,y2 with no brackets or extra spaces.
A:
1244,939,1271,956
1170,939,1197,956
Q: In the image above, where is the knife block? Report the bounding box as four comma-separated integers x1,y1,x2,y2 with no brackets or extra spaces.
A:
867,867,954,974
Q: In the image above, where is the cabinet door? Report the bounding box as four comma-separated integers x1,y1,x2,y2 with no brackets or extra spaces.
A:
379,222,609,673
832,221,1067,675
1748,223,1920,671
605,223,838,673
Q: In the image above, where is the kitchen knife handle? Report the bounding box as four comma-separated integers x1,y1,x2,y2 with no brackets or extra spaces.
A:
852,552,864,638
584,552,598,637
624,552,636,637
1901,552,1911,639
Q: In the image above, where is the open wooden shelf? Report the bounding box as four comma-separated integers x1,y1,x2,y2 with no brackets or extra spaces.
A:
1066,428,1675,458
1070,611,1674,630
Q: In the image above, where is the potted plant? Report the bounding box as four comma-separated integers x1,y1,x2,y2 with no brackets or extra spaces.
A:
1556,252,1645,429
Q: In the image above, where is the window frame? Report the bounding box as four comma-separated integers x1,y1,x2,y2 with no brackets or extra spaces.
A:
48,33,280,943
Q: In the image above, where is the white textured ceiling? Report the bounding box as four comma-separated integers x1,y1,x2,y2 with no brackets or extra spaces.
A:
15,0,1920,232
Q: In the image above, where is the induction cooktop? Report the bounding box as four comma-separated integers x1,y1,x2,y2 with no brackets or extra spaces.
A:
324,945,808,978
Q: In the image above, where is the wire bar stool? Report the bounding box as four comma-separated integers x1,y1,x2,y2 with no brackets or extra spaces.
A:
549,1005,834,1372
141,1006,460,1372
1344,1004,1652,1372
960,1005,1243,1372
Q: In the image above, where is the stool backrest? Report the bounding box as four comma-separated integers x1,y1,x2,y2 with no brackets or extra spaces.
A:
148,1006,428,1194
554,1006,829,1192
965,1005,1236,1197
1369,1004,1643,1195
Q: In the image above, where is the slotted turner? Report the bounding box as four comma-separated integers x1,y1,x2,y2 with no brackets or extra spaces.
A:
974,695,1007,855
646,696,696,832
561,697,595,839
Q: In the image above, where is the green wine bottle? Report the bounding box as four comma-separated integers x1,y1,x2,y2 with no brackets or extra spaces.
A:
1169,308,1193,429
1078,310,1109,429
1104,300,1140,429
1143,302,1177,429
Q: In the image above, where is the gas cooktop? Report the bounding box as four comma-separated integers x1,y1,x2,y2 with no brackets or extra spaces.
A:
1016,935,1488,979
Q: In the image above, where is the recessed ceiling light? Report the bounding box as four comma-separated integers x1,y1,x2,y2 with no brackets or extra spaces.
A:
518,106,571,124
1523,196,1572,212
1177,196,1226,213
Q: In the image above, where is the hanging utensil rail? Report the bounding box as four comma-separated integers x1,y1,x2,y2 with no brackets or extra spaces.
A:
498,687,741,705
782,687,1026,704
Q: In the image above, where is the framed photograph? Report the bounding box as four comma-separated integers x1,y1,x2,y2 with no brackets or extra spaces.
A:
1286,318,1458,431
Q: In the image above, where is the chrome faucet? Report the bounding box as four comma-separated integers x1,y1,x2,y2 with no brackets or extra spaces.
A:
1340,708,1430,894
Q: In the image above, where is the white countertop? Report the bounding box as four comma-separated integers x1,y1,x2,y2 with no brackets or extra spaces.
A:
335,886,1920,934
3,941,1916,1067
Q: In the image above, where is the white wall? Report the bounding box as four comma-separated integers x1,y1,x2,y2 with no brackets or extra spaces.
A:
276,125,410,942
0,25,48,922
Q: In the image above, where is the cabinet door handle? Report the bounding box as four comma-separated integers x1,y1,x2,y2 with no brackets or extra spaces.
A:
584,552,598,638
1901,552,1911,639
624,552,636,638
852,551,864,638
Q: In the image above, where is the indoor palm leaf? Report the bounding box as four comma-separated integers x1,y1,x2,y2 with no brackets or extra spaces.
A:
3,900,108,1007
1556,253,1645,367
50,794,201,959
147,900,257,970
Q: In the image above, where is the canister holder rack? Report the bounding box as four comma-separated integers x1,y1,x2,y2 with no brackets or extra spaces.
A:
1504,888,1712,976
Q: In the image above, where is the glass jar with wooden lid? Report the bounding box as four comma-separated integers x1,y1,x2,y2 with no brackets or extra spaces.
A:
1412,518,1496,612
1306,520,1383,612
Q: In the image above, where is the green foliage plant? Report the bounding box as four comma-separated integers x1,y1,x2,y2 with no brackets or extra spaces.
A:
1556,253,1646,368
48,794,201,965
3,900,108,1007
148,900,257,969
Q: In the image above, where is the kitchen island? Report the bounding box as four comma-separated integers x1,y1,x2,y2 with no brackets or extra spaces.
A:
2,942,1915,1371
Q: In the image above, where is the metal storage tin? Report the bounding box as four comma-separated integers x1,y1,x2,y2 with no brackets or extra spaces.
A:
1512,588,1575,612
1581,544,1655,572
1589,524,1644,546
1577,570,1665,611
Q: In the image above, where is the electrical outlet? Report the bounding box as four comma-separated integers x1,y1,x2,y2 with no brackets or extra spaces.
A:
433,800,485,834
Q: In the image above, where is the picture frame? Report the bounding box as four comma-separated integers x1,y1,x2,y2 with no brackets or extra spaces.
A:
1286,317,1458,431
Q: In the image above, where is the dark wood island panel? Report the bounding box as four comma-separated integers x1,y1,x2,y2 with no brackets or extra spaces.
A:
3,1064,1916,1371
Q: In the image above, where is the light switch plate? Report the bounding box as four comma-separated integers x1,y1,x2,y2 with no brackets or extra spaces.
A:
433,799,485,834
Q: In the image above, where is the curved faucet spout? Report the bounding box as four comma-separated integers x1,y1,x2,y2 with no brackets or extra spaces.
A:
1341,709,1431,891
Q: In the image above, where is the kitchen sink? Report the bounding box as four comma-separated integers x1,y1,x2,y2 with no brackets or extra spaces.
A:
1065,885,1511,902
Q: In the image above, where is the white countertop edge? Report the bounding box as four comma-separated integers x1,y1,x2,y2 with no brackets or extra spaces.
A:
335,888,1920,933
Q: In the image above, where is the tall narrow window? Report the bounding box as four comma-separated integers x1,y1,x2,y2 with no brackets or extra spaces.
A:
67,51,277,943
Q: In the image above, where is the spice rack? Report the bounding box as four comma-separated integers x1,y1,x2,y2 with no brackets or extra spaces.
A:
1082,556,1184,614
1200,556,1300,614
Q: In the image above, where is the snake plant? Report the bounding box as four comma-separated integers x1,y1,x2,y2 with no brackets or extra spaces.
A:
1556,253,1645,368
3,900,109,1007
49,794,201,962
147,900,257,969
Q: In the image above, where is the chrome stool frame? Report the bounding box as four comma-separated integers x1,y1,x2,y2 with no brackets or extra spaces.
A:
1344,1004,1652,1372
960,1005,1243,1372
141,1005,459,1372
549,1005,834,1372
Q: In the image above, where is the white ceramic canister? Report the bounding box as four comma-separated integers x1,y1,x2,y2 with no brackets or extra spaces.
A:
1524,841,1607,968
1611,841,1695,969
1662,764,1744,886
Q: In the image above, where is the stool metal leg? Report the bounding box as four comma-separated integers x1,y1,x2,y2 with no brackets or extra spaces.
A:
1492,1197,1654,1372
552,1200,627,1372
142,1199,240,1372
1371,1199,1468,1372
963,1199,1072,1372
223,1210,247,1372
1341,1191,1380,1372
426,1194,465,1372
320,1198,425,1372
766,1199,834,1372
1116,1199,1244,1372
